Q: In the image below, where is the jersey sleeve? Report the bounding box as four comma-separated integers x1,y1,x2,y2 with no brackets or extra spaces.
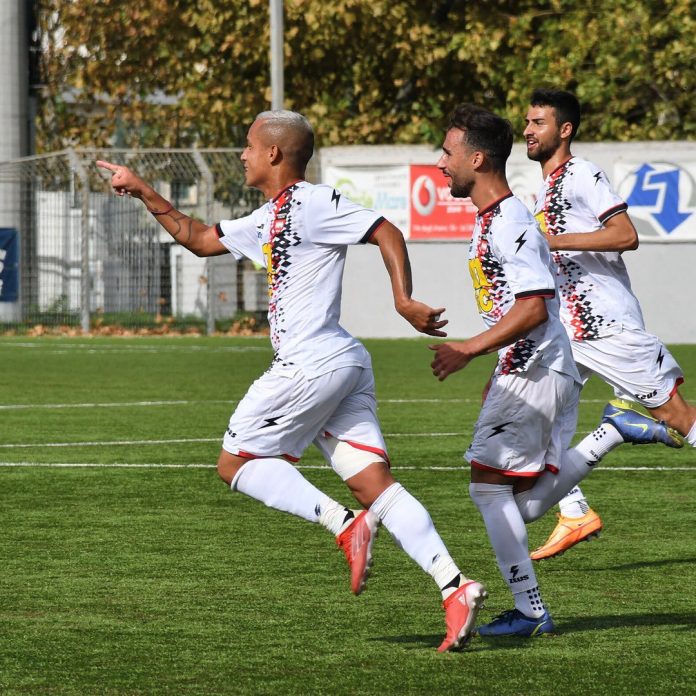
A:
215,208,265,265
494,217,556,299
305,185,386,246
575,161,628,225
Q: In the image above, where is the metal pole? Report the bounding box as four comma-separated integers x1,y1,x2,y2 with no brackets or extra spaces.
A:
68,149,91,334
269,0,284,110
193,150,215,335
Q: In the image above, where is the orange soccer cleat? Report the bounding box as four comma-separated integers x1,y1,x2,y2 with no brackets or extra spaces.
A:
530,509,603,561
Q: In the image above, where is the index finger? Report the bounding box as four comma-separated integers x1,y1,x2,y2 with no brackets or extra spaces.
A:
96,160,119,172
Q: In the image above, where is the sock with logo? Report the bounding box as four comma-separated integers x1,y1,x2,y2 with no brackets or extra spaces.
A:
686,420,696,447
370,482,466,593
514,425,623,523
231,457,344,527
557,486,590,519
515,584,546,619
469,482,540,610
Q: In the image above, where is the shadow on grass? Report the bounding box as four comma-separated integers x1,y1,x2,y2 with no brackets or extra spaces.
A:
371,611,696,651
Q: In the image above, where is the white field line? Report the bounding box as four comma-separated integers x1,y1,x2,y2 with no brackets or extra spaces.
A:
0,397,633,411
0,461,693,472
0,433,466,448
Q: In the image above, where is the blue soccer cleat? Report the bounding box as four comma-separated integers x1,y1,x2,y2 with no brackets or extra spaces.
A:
477,608,555,638
601,399,683,448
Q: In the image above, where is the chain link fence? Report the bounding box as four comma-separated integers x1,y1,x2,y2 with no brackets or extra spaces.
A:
0,148,267,333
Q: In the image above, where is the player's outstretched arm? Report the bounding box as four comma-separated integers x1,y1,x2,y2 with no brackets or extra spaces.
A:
96,160,227,258
369,221,448,337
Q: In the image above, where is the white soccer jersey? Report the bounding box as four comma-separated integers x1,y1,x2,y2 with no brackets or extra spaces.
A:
469,193,578,379
216,181,385,378
533,156,645,341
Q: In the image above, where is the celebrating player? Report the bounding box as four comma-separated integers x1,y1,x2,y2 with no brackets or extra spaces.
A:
97,110,487,652
524,88,695,561
430,104,669,638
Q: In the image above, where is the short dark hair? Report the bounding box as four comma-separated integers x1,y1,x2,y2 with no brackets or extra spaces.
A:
529,88,581,141
447,104,513,171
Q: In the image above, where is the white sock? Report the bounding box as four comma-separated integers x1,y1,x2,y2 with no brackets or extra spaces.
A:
322,503,355,536
686,420,696,447
370,482,463,591
557,486,590,518
232,457,342,527
469,482,544,618
515,425,623,523
430,555,467,600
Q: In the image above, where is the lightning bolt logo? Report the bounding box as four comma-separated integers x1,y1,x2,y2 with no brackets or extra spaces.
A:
331,189,342,210
488,422,513,438
260,416,282,429
510,565,519,579
656,350,665,368
593,171,603,185
514,231,527,253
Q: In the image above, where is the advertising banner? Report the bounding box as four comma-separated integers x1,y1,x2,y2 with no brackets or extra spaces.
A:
323,165,410,233
408,165,477,240
614,160,696,240
324,164,477,240
0,228,18,302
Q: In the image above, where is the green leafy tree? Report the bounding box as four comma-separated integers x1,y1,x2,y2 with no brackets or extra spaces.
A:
36,0,695,152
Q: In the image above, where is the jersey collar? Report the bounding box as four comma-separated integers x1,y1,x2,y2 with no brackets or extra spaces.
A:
546,156,574,179
477,191,514,216
271,179,305,202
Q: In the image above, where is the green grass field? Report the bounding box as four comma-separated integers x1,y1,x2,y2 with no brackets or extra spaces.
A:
1,336,695,695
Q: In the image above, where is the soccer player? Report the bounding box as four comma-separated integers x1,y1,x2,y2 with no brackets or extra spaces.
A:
97,110,486,652
430,103,672,638
523,88,695,561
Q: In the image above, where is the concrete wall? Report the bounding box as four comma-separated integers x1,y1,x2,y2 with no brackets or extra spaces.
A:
329,142,696,342
339,240,696,343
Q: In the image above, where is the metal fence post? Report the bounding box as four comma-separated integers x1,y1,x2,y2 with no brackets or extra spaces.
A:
68,148,91,334
192,149,215,335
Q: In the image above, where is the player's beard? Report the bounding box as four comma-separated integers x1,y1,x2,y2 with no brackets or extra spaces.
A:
527,132,563,163
449,175,473,199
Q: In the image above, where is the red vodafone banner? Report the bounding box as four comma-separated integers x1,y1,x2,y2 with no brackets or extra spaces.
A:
409,164,477,240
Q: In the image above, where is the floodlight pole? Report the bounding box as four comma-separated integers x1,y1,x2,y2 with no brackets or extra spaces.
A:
270,0,284,110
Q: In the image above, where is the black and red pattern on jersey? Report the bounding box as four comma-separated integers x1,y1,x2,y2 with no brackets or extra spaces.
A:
468,194,578,381
268,184,303,352
534,157,643,342
475,204,539,375
540,161,610,341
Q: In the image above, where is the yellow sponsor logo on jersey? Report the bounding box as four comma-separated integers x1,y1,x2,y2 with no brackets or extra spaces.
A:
262,242,274,296
469,257,493,313
534,211,548,234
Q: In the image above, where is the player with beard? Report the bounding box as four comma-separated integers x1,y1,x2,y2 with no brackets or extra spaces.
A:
430,103,671,637
524,88,694,561
98,109,490,652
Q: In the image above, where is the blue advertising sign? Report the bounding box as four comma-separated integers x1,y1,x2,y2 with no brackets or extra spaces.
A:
0,228,19,302
616,161,696,239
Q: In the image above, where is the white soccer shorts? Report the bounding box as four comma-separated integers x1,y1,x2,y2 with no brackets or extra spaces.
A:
571,327,683,409
465,364,580,477
222,364,388,480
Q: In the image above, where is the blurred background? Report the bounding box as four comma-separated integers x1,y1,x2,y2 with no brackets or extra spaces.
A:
0,0,694,337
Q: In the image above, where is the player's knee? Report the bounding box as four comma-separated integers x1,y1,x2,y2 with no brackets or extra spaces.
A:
216,452,245,486
347,463,395,508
